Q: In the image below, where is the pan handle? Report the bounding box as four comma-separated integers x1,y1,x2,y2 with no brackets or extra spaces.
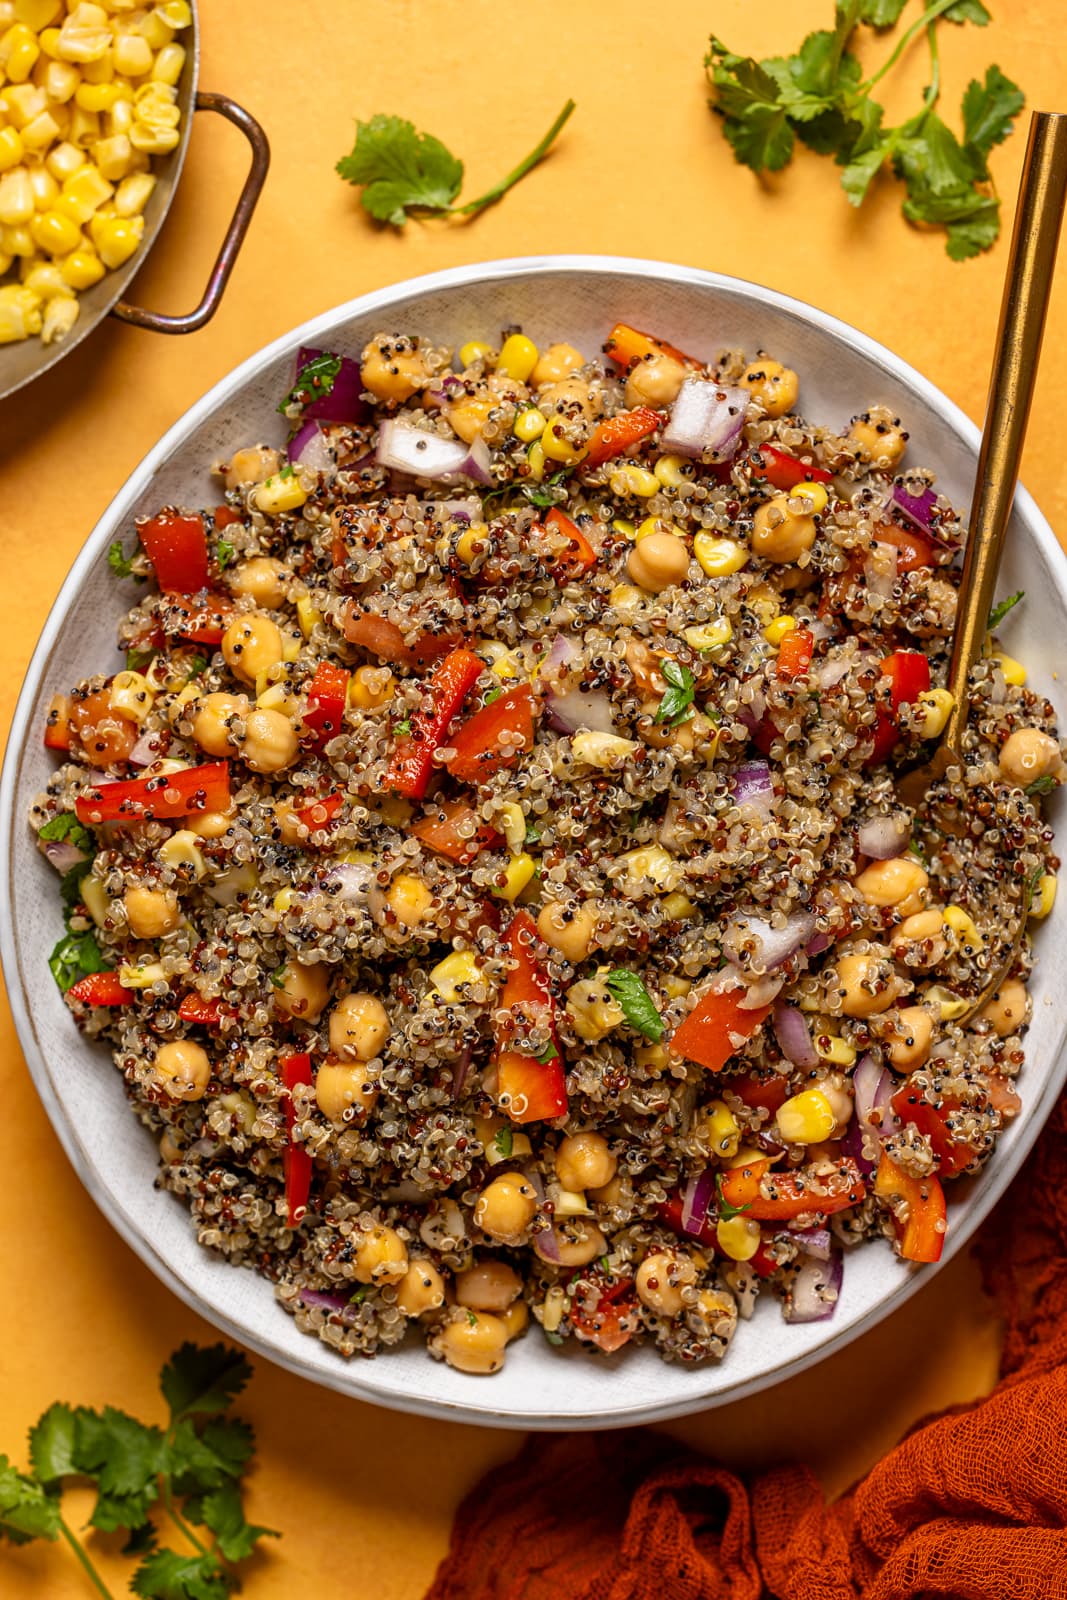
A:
112,91,270,335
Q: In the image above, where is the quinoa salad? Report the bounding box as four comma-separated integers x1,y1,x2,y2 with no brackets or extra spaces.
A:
32,320,1062,1377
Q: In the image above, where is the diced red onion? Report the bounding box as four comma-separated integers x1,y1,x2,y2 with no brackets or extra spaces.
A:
813,655,852,691
545,687,617,736
782,1251,843,1323
545,634,579,673
724,912,816,972
865,542,898,599
731,760,774,816
662,379,750,461
129,730,166,767
533,1226,561,1263
804,931,832,958
772,1000,818,1068
852,1052,897,1131
842,1114,876,1176
288,419,334,472
439,498,480,523
739,972,785,1010
450,1046,473,1102
295,347,368,425
43,838,90,875
785,1227,832,1261
889,481,938,534
375,420,493,486
680,1169,717,1236
857,815,910,860
427,374,466,405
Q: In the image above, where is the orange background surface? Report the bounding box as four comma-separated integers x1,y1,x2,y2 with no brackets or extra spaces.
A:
1,2,1065,1595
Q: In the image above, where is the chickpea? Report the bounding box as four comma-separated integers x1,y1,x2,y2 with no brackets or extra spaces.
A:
152,1040,211,1101
378,872,434,932
225,445,280,490
159,1128,183,1164
834,951,898,1017
228,556,289,608
448,397,497,444
999,728,1062,787
739,358,799,418
241,707,298,774
353,1225,408,1285
531,342,584,387
539,374,603,420
184,807,236,840
978,978,1029,1038
125,885,180,939
624,351,688,409
536,899,599,963
454,1261,523,1312
273,960,330,1023
314,1059,379,1124
751,494,818,564
273,800,307,846
474,1174,538,1244
328,992,391,1061
635,1250,697,1316
883,1004,934,1068
360,336,430,403
192,693,247,757
820,1079,854,1132
565,979,624,1042
221,613,284,686
436,1310,509,1375
855,856,929,909
350,664,394,710
501,1299,529,1342
849,407,907,468
396,1259,446,1317
535,1220,607,1267
627,530,690,593
555,1131,617,1193
891,909,947,971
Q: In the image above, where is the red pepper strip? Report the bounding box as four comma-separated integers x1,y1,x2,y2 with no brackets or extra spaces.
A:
583,407,664,468
343,607,463,670
874,522,935,573
410,798,500,865
874,1151,946,1263
67,971,133,1006
868,650,932,765
44,692,72,751
214,504,244,531
302,661,349,751
494,911,567,1124
281,1052,314,1228
603,322,697,371
754,444,833,491
75,761,231,826
543,507,597,580
721,1069,790,1116
178,993,230,1027
720,1157,867,1222
444,685,536,786
775,627,814,682
891,1087,976,1179
671,983,774,1074
163,593,235,648
137,510,210,594
385,648,483,801
295,791,345,832
570,1280,639,1353
657,1192,720,1247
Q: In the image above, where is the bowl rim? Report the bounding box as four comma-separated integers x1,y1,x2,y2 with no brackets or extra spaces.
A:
4,252,1066,1429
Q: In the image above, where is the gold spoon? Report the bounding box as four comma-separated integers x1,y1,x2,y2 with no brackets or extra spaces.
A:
897,110,1067,1019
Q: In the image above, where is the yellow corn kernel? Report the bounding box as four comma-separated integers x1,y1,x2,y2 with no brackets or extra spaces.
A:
158,829,206,881
694,533,748,577
554,1188,592,1217
112,31,152,75
63,161,113,214
992,650,1026,686
541,415,588,465
118,960,167,989
272,887,294,913
280,628,302,664
22,260,63,298
20,107,59,150
609,463,659,498
497,332,538,382
57,5,111,64
923,984,969,1022
74,79,125,111
137,10,173,49
14,0,63,29
0,167,33,225
777,1088,836,1144
1030,873,1056,920
619,844,678,888
129,118,178,153
661,891,696,920
256,682,298,715
1,222,34,254
705,1099,741,1159
764,614,797,645
662,974,692,998
541,1284,567,1333
156,0,192,28
794,480,829,514
1,22,40,81
107,669,154,722
294,595,321,639
1,83,46,127
458,338,493,368
430,950,486,1003
915,687,955,739
654,454,691,489
683,618,732,652
81,875,109,928
512,406,545,443
67,104,100,146
41,58,79,102
92,133,132,180
45,138,84,180
483,1126,532,1165
58,245,103,287
37,23,62,57
80,52,115,85
107,97,134,138
27,165,58,211
943,903,984,952
254,471,306,516
813,1030,856,1067
0,125,23,169
30,206,82,254
150,40,184,84
716,1214,761,1262
608,582,643,610
635,514,684,542
497,802,526,854
348,666,394,710
526,438,545,483
493,852,537,903
92,211,141,265
0,281,39,341
0,250,13,275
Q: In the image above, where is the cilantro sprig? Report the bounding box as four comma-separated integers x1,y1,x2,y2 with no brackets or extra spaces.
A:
655,660,696,727
336,101,576,227
706,0,1023,259
1,1344,276,1599
603,970,665,1042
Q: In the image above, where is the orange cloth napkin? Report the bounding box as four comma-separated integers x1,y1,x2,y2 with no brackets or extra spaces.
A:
425,1095,1067,1600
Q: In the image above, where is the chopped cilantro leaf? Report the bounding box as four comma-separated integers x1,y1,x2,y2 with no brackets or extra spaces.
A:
1026,774,1058,796
655,659,696,726
988,590,1024,630
126,645,157,672
524,820,542,845
534,1041,559,1064
48,928,107,994
483,686,503,705
394,718,412,736
277,352,342,415
108,541,136,578
492,1127,513,1159
715,1173,752,1222
215,539,235,571
603,969,665,1042
544,1330,565,1346
268,965,287,990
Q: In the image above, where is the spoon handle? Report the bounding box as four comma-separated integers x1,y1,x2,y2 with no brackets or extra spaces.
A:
942,110,1067,758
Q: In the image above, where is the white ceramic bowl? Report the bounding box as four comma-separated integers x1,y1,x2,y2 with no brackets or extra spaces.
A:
4,256,1065,1429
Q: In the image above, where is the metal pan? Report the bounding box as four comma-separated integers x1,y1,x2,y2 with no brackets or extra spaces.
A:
0,0,269,402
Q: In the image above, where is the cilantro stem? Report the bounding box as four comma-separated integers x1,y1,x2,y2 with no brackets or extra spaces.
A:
455,99,576,216
160,1432,210,1558
58,1517,115,1600
859,0,961,97
923,20,941,113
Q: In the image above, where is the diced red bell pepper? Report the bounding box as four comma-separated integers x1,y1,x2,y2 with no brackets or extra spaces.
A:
385,648,484,801
748,1239,780,1279
44,692,72,751
67,971,133,1006
775,627,814,682
302,661,349,751
874,522,936,574
178,993,230,1027
569,1277,639,1353
657,1191,720,1247
214,504,244,531
986,1075,1022,1118
138,510,210,595
444,684,536,786
164,592,235,647
410,798,500,865
671,982,774,1074
75,761,231,826
753,444,833,492
343,607,463,671
891,1087,976,1180
867,650,932,765
721,1069,791,1116
542,507,597,581
604,322,697,371
496,1048,568,1124
874,1151,946,1263
583,407,664,468
295,791,345,832
719,1157,866,1222
281,1052,314,1228
494,910,567,1124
